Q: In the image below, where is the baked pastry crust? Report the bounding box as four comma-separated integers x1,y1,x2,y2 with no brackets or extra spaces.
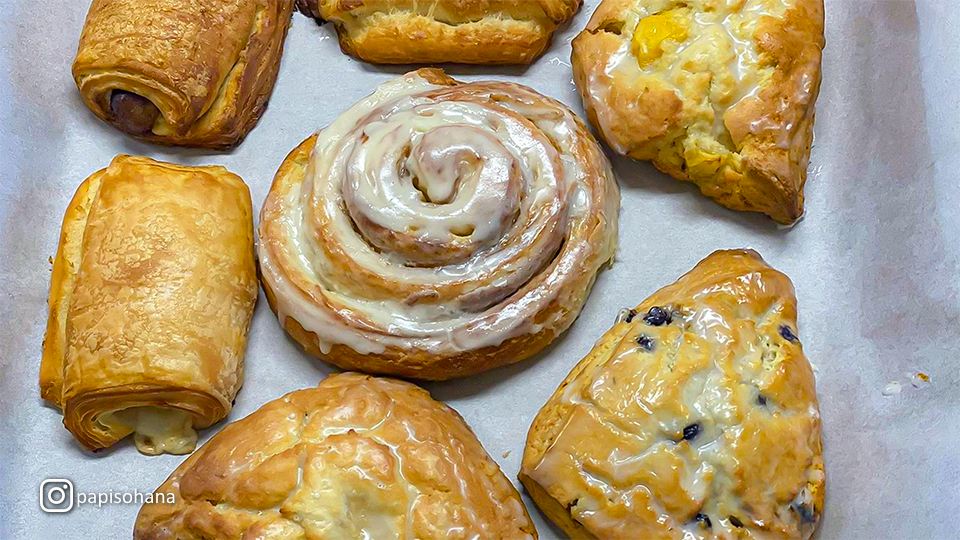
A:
572,0,824,223
73,0,294,149
297,0,582,64
134,373,537,540
40,156,258,454
520,250,824,539
258,68,620,380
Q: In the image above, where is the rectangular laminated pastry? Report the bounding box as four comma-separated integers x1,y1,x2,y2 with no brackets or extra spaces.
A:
572,0,824,223
297,0,582,64
72,0,293,148
40,156,258,455
520,250,824,539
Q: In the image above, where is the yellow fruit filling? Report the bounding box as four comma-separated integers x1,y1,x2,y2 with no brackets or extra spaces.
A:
632,11,689,67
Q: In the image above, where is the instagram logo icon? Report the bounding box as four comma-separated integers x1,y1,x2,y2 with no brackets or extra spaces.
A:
40,479,74,513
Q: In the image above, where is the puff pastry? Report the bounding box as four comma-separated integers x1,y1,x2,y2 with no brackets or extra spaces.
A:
297,0,582,64
134,373,537,539
520,250,824,539
40,156,258,455
572,0,824,223
73,0,294,148
258,68,620,380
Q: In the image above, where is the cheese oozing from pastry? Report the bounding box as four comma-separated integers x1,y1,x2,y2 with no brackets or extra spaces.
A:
99,408,198,455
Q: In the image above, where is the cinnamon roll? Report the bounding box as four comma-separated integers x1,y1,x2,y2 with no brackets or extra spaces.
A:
72,0,294,148
40,156,258,454
259,69,620,380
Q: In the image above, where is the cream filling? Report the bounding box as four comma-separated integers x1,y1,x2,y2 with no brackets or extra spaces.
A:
99,407,198,456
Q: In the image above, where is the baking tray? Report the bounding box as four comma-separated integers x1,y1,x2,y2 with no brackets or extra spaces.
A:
1,0,958,538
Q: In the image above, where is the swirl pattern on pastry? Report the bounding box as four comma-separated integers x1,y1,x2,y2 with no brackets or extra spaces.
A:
259,69,620,380
134,373,537,540
520,250,824,539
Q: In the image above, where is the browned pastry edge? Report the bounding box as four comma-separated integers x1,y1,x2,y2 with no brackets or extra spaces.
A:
259,133,610,381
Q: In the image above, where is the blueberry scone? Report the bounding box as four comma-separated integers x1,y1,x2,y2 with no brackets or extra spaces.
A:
135,373,537,539
520,250,824,539
572,0,824,223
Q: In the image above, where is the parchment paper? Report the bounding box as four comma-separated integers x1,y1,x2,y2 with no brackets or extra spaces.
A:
1,1,958,538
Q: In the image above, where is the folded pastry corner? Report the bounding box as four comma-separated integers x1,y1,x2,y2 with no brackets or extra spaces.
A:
521,249,824,539
41,155,258,455
299,0,583,65
72,0,294,148
134,373,537,539
572,0,824,223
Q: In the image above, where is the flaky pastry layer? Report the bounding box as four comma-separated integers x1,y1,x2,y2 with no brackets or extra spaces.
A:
40,156,257,453
521,250,824,539
134,373,537,540
73,0,293,148
572,0,824,223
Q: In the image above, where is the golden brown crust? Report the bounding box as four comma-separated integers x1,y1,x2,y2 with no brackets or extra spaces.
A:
258,69,620,381
134,373,537,540
73,0,294,149
303,0,582,64
40,156,258,451
572,0,824,223
521,250,825,540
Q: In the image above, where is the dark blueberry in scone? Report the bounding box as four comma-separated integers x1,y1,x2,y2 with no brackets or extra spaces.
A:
779,324,799,343
618,308,638,323
682,423,701,441
636,335,655,351
642,306,672,326
519,250,825,540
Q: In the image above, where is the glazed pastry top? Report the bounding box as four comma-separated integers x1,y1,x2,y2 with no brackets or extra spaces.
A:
572,0,824,223
259,69,619,362
40,156,257,453
522,250,824,540
134,373,537,540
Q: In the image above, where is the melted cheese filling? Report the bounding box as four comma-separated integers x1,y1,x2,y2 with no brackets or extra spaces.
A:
99,407,198,456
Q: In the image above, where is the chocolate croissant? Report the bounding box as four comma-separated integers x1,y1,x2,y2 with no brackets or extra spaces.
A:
40,156,258,455
258,69,620,380
72,0,294,148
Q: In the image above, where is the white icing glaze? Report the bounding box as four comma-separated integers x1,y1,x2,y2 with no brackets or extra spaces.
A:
259,71,619,359
585,0,805,152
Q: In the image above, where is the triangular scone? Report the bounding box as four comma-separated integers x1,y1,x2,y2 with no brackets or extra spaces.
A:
520,250,824,540
572,0,824,223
